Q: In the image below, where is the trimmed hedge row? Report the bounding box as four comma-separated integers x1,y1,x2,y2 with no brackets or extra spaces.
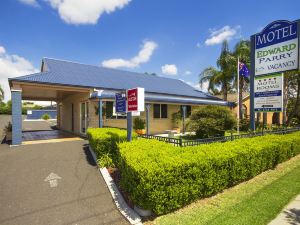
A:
87,128,137,167
118,132,300,215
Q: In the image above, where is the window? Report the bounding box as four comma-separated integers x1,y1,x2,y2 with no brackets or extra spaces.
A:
180,105,191,117
153,104,168,119
153,104,160,118
105,101,126,119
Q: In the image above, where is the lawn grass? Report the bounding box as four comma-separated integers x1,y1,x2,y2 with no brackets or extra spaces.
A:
146,154,300,225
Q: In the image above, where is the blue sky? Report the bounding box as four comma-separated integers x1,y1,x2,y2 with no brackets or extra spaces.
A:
0,0,299,101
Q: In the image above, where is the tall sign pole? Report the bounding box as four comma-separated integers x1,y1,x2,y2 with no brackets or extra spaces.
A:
250,35,256,131
250,20,299,131
237,56,240,134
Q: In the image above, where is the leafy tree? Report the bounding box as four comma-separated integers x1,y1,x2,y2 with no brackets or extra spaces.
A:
285,70,300,125
233,40,250,119
199,40,236,101
187,105,236,138
144,72,157,76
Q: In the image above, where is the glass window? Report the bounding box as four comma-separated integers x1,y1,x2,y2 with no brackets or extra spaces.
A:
153,104,168,119
153,104,161,118
161,104,168,118
106,101,113,118
105,101,126,119
181,105,192,117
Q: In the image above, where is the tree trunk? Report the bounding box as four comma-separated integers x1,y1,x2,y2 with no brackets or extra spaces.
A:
282,74,289,126
223,83,228,101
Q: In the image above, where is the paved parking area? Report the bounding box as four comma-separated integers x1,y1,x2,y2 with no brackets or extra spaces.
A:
0,140,129,225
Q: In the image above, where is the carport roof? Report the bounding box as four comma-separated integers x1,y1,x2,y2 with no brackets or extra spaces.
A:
9,57,223,102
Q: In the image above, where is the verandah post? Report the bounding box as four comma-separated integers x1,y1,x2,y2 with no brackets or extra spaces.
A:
127,111,132,141
146,103,151,135
98,99,103,128
11,89,22,145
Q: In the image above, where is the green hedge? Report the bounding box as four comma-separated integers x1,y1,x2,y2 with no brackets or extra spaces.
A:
87,128,137,167
118,132,300,215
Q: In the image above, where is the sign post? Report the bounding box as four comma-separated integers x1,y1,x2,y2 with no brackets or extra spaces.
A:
250,19,300,130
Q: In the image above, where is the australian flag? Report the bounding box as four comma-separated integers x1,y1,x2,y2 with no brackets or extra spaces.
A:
239,62,249,78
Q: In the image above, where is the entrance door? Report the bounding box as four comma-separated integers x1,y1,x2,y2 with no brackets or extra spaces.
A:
80,102,89,134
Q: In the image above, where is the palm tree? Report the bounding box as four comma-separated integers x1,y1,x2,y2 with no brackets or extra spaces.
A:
0,85,4,102
233,40,250,119
199,40,235,101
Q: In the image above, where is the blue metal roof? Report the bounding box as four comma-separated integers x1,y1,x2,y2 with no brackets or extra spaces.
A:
10,58,222,101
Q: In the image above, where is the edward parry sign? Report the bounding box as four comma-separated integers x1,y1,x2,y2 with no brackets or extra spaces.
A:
255,20,299,76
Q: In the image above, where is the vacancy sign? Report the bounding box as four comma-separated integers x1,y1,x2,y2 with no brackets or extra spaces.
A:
254,73,283,112
127,87,145,112
255,20,299,76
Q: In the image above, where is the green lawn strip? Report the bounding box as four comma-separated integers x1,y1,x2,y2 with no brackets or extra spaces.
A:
149,154,300,225
206,163,300,225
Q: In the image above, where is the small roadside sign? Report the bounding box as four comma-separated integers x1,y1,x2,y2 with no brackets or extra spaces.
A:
115,93,126,113
127,87,145,112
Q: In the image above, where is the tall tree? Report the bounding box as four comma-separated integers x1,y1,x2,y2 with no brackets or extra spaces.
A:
285,70,300,125
199,40,235,101
0,85,4,102
233,40,250,119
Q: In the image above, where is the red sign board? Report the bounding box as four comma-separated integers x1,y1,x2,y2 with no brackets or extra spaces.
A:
127,88,138,111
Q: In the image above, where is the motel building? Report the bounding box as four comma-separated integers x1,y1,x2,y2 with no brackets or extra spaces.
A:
8,58,229,145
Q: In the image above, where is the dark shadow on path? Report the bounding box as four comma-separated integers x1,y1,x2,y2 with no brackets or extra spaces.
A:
83,144,97,167
283,208,300,225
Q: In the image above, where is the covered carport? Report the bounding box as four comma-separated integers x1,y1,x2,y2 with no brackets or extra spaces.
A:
9,80,90,145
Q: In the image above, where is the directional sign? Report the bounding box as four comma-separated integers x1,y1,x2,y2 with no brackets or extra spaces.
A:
255,20,299,76
44,172,61,188
115,93,126,113
254,73,283,112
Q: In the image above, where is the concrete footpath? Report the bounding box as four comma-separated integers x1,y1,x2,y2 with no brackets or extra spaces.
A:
268,195,300,225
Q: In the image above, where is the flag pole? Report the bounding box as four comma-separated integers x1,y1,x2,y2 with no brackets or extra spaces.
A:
237,56,240,134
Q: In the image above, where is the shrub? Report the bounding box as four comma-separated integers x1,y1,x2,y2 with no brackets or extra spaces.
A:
4,122,12,133
87,128,137,167
41,113,51,120
188,105,236,138
133,117,145,130
239,118,250,131
118,132,300,215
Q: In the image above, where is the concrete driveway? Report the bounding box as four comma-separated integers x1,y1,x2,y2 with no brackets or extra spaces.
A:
0,140,129,225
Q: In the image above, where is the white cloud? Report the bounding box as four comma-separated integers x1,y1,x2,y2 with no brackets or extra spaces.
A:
181,79,209,92
19,0,39,7
0,46,38,102
0,46,5,55
184,70,191,75
161,64,178,76
102,40,158,69
205,25,241,46
45,0,131,25
196,42,202,48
